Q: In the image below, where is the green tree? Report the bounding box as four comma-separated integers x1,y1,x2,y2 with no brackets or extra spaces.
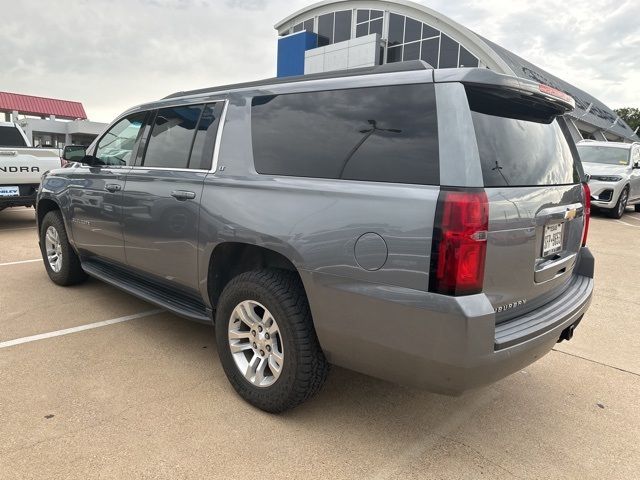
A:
615,107,640,133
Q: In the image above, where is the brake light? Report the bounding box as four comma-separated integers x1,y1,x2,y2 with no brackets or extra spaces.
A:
582,182,591,246
429,189,489,296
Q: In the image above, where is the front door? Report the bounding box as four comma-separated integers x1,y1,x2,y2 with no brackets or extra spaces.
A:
121,102,224,292
68,112,146,264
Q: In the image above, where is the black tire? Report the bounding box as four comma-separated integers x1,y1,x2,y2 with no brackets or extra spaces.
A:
607,186,629,219
39,210,87,286
215,269,329,413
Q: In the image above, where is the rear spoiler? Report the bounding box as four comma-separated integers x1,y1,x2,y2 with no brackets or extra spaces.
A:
434,68,575,122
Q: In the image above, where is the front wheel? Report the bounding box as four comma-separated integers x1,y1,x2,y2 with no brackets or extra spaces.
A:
39,211,87,286
215,269,329,413
607,187,629,219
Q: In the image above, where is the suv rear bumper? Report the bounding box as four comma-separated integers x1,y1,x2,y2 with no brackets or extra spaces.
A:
304,247,594,395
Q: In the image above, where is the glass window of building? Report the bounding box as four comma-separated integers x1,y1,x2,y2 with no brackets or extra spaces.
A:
355,9,384,38
383,13,479,68
318,10,352,46
293,18,314,33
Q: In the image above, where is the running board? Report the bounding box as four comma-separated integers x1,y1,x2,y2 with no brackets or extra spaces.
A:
82,260,212,324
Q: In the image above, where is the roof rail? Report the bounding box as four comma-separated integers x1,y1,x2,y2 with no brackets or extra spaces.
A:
163,60,433,100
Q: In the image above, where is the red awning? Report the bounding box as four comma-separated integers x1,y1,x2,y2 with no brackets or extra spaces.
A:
0,91,87,120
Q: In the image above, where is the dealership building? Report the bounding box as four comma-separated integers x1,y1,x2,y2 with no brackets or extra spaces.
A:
0,91,107,148
275,0,639,143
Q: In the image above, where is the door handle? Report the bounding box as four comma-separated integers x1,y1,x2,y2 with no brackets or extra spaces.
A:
171,190,196,201
104,184,122,193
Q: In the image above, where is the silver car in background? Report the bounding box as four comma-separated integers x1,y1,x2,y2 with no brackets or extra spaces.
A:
577,140,640,219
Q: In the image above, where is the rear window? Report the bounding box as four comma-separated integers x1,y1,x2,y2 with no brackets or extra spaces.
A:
0,125,27,147
251,84,439,185
471,112,580,187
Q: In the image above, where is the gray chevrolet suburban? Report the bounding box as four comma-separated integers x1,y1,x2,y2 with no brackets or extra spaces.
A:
36,62,594,412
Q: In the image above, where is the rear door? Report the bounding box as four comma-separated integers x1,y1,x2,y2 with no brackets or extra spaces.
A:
465,87,585,322
121,102,224,292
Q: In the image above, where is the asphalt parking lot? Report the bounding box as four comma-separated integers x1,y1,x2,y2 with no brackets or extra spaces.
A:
1,207,639,479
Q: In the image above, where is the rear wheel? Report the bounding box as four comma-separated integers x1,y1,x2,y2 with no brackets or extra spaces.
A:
607,186,629,219
39,211,87,286
215,269,328,413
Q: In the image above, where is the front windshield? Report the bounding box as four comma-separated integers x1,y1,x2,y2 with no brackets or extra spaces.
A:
577,145,630,166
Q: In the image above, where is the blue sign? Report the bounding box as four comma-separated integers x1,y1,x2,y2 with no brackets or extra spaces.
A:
277,31,318,77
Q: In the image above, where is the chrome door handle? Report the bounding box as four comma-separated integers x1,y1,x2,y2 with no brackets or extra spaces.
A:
171,190,196,201
104,184,122,193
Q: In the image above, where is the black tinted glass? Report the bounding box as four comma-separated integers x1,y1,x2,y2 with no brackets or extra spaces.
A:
459,46,479,68
356,23,368,37
144,105,202,169
334,10,352,43
422,23,439,39
318,13,333,46
303,19,314,32
356,9,369,23
370,18,383,36
472,112,579,187
421,37,439,67
370,10,383,19
404,18,421,43
293,23,302,33
403,42,420,61
251,84,439,186
439,34,459,68
0,126,27,147
387,45,402,63
189,103,224,170
388,13,404,46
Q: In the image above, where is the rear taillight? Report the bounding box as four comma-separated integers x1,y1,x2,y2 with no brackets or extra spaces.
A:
582,182,591,246
429,189,489,296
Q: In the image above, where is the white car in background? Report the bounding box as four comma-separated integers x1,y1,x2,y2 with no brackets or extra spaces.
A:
577,140,640,219
0,122,62,212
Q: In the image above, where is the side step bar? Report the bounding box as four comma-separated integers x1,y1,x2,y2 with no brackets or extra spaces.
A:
82,260,212,324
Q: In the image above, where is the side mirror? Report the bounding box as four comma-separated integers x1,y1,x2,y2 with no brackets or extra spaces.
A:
62,145,87,162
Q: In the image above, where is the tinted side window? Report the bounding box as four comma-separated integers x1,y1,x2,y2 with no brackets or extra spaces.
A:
189,103,224,170
143,105,203,169
251,84,439,185
96,113,146,166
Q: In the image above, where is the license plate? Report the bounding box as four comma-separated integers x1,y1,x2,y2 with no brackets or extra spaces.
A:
543,223,563,257
0,186,20,197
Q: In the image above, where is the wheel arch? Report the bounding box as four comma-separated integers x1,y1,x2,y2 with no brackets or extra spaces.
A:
36,198,62,231
207,242,305,308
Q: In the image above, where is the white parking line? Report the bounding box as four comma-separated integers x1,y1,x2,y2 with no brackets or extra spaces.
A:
0,309,163,350
616,220,640,228
0,259,41,267
0,227,36,232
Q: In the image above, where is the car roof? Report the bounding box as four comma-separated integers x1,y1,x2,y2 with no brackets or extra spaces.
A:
162,61,433,100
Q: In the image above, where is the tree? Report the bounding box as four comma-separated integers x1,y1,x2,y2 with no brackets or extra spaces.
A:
615,108,640,133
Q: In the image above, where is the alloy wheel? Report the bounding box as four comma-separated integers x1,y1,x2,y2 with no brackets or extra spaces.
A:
45,226,63,273
228,300,284,388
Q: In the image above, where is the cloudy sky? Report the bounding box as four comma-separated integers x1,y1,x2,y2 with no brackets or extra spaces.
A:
2,0,638,122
